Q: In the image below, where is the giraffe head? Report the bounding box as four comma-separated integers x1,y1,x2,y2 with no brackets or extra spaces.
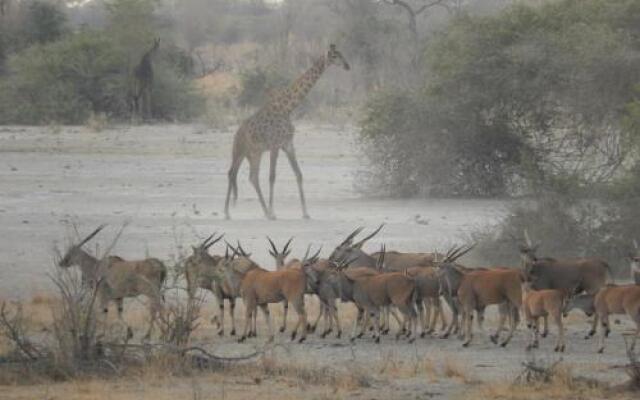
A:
327,44,350,71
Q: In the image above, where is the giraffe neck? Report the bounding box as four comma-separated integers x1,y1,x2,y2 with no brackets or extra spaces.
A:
276,56,328,115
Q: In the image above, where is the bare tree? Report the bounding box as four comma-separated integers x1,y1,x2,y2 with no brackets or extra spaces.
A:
378,0,453,42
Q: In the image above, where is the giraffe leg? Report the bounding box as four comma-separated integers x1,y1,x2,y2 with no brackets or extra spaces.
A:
248,154,272,219
224,155,243,220
143,87,152,121
268,149,278,219
282,145,309,219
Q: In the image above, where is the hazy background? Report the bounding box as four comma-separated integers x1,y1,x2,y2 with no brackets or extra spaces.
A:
1,0,640,277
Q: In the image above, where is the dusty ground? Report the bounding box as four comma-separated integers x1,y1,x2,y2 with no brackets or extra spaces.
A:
0,123,636,399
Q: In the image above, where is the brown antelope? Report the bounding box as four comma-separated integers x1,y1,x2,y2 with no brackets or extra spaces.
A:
373,250,443,271
588,284,640,353
267,236,294,270
435,247,522,348
435,245,502,339
519,230,611,338
406,266,446,336
328,225,384,269
58,225,167,339
222,244,320,343
266,237,304,333
334,248,418,343
304,258,343,338
184,232,240,336
329,225,405,333
522,282,570,352
629,240,640,284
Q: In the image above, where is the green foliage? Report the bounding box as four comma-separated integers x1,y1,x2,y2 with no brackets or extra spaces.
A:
0,31,126,124
359,0,640,197
151,64,205,121
237,66,288,108
105,0,157,51
0,0,205,124
23,0,68,45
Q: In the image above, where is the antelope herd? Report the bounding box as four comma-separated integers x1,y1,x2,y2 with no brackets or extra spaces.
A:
57,224,640,353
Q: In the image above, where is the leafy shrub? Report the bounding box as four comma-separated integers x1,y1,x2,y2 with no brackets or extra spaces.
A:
0,30,205,124
237,66,288,108
470,190,640,278
0,31,127,124
359,0,640,197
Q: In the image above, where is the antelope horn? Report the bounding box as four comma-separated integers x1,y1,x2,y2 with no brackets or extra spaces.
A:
283,237,294,254
205,233,224,249
444,244,464,263
310,246,322,263
267,236,278,254
302,245,311,262
78,224,106,247
449,243,476,263
224,241,240,257
237,241,250,257
377,244,386,270
340,226,364,246
201,232,217,248
353,224,385,249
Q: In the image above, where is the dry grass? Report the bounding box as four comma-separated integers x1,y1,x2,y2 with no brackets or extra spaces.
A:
0,350,372,400
465,363,636,400
442,357,474,384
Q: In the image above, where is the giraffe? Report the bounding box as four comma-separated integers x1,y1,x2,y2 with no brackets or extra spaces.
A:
224,44,350,220
131,38,160,121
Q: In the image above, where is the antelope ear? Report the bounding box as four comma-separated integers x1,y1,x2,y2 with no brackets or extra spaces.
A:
269,250,276,258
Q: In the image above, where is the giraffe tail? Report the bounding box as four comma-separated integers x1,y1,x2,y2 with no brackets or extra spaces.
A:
230,137,242,205
232,176,238,204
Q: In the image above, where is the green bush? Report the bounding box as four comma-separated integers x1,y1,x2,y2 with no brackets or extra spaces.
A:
237,66,289,108
0,32,127,124
470,190,640,278
359,0,640,197
0,30,205,124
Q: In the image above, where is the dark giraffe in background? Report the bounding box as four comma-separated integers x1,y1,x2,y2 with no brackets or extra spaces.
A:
224,44,350,220
131,38,160,121
0,0,9,17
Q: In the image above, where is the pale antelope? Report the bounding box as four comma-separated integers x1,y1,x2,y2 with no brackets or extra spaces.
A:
522,282,571,352
58,225,167,339
184,232,239,336
591,284,640,353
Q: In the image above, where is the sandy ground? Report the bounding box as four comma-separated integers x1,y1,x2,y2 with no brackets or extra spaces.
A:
0,123,505,297
0,123,635,399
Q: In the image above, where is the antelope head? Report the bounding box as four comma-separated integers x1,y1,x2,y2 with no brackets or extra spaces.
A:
329,224,384,263
434,244,474,295
58,224,106,268
267,236,293,270
518,229,540,274
301,245,323,290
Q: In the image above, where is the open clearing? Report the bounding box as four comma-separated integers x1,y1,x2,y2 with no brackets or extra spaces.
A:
0,124,635,399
